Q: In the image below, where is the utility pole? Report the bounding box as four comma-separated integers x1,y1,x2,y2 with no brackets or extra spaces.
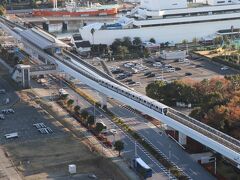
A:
93,102,96,123
134,141,137,158
214,157,217,175
168,144,171,159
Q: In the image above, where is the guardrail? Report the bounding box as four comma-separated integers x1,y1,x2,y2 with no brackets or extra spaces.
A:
168,109,240,153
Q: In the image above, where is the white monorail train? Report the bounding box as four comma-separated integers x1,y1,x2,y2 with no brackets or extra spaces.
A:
58,53,169,115
97,78,169,115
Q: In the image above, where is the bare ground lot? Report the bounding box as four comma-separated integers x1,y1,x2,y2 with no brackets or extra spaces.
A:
4,136,127,180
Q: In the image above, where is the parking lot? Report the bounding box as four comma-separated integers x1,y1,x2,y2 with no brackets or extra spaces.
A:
0,76,63,145
99,55,238,94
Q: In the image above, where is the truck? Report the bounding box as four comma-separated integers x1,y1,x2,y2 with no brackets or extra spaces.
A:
132,157,152,179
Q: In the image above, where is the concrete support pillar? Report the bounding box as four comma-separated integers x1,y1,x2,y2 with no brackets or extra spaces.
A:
178,131,187,145
20,65,31,88
62,21,68,33
42,21,49,32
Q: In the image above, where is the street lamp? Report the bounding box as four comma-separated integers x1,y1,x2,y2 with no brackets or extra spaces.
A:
168,144,171,159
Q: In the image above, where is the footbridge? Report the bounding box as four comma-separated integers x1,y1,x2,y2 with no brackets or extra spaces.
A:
0,17,239,169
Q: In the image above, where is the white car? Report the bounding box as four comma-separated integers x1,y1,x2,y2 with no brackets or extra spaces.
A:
153,63,162,67
221,66,229,70
0,89,6,94
155,76,164,81
110,129,117,134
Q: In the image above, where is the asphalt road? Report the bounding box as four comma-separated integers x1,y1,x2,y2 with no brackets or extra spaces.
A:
108,101,215,180
70,82,215,180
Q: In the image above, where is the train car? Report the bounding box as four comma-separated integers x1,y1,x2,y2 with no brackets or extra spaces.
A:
98,78,169,115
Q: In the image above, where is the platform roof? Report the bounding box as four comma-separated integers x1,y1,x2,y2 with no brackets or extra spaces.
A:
19,28,70,50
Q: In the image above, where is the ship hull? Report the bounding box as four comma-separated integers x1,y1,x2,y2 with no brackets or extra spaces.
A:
32,8,118,17
79,19,240,45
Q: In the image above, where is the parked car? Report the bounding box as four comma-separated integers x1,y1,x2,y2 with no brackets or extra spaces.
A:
125,79,133,83
185,72,192,76
144,71,152,76
116,74,127,80
111,69,124,74
175,67,181,71
195,64,203,68
0,89,6,94
165,68,175,72
132,68,140,74
124,71,133,77
110,129,117,135
147,73,156,78
153,62,162,67
221,66,229,70
155,76,164,81
128,81,136,85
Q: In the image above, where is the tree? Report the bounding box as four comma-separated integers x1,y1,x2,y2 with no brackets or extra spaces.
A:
0,5,6,16
122,36,132,48
149,38,156,44
60,94,68,100
91,28,95,44
87,115,95,126
213,36,223,46
67,99,74,107
192,37,198,46
95,122,106,134
117,46,129,59
143,48,150,58
133,37,142,46
111,38,122,53
74,105,80,114
114,140,124,156
80,110,89,120
0,1,7,8
182,39,188,45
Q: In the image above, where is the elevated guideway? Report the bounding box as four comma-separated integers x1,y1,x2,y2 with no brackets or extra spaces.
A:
0,17,239,168
54,52,240,167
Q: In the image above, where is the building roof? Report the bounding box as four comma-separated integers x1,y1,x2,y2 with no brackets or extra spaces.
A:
75,41,91,48
72,34,83,41
19,28,70,50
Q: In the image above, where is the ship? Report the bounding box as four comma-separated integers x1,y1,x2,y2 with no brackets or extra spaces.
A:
79,0,240,45
32,0,119,17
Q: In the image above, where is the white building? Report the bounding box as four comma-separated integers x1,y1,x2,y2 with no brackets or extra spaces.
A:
160,50,187,60
71,34,91,56
79,0,240,45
